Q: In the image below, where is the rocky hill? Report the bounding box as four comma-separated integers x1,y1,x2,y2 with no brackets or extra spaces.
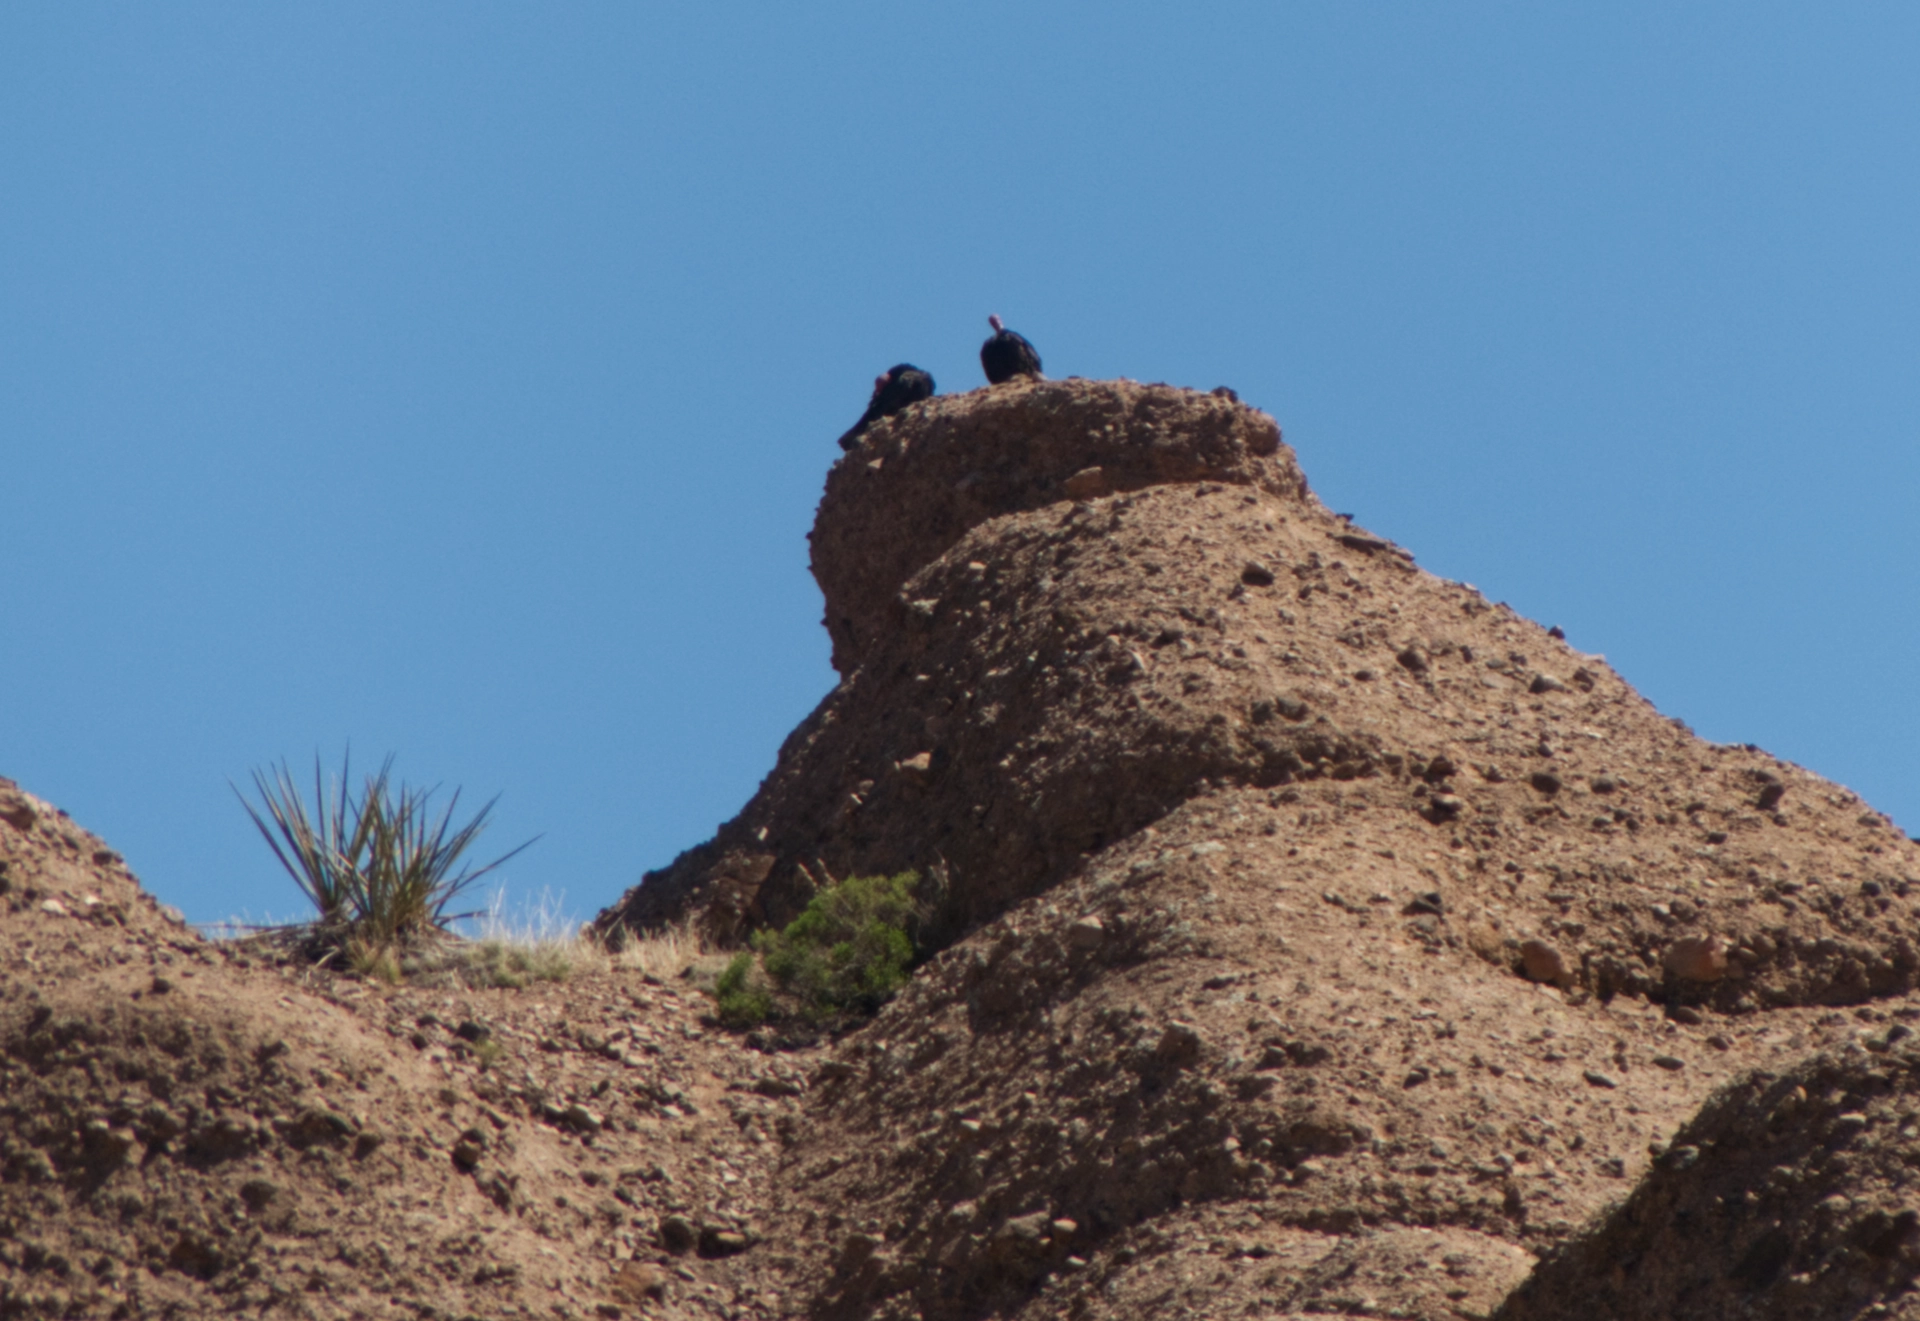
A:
7,377,1919,1320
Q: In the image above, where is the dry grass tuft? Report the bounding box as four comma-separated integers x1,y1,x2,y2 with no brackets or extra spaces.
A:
211,887,710,992
606,919,709,983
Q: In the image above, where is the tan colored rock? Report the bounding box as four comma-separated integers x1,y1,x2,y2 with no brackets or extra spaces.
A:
1520,938,1570,985
609,1261,667,1303
1665,935,1729,982
1066,915,1106,949
1062,466,1110,499
1466,915,1507,966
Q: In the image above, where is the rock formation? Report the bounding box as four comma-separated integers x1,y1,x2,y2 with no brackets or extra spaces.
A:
7,376,1919,1320
600,377,1920,1319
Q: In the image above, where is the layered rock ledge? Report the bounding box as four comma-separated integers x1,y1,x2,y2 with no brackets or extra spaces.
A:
812,377,1302,674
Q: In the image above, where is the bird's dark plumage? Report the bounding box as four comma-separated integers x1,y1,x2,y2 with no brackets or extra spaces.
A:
837,364,935,451
980,314,1042,384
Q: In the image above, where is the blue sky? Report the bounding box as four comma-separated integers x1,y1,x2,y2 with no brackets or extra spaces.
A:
4,5,1916,928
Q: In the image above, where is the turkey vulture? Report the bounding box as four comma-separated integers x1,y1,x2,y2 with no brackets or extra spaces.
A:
837,364,935,451
980,315,1042,384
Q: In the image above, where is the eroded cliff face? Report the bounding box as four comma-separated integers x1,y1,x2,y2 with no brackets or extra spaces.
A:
599,377,1920,1320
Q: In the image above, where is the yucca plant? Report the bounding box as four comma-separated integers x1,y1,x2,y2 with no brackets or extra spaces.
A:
236,753,535,964
238,755,383,928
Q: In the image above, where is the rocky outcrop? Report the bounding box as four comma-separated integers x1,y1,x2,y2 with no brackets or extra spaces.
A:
596,378,1920,1013
811,377,1301,674
595,377,1920,1320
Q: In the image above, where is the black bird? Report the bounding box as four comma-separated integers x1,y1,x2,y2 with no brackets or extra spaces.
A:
979,314,1042,384
837,364,935,451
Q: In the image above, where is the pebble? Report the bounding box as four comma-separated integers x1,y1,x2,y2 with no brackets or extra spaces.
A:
1664,936,1728,982
1519,940,1569,985
1063,467,1110,499
659,1215,698,1255
1651,1055,1685,1071
1154,1023,1202,1067
451,1137,485,1171
1066,916,1106,950
999,1211,1052,1246
1582,1070,1619,1089
610,1262,667,1303
700,1226,752,1256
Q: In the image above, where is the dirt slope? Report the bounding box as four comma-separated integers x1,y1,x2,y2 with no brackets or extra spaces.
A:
1499,1029,1920,1320
8,376,1920,1320
0,778,810,1320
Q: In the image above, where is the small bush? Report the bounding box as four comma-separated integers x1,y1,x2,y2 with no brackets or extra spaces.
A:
712,871,921,1026
715,951,774,1025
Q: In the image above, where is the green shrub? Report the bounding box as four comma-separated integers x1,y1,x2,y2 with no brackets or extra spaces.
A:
236,753,536,969
715,951,774,1026
713,871,921,1026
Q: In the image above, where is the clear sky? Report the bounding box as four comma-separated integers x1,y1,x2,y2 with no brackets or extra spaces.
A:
5,5,1917,929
